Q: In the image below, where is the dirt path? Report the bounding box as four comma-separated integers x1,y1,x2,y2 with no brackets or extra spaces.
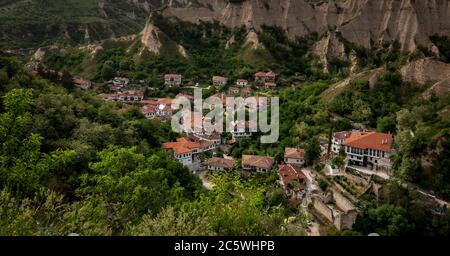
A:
197,171,215,190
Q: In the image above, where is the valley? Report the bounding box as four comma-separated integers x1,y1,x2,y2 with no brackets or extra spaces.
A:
0,0,450,237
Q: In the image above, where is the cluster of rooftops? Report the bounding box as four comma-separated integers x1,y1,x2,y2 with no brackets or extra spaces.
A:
164,71,277,88
161,129,393,173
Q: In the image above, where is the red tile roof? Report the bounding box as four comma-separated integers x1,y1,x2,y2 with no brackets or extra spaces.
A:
140,104,158,114
333,131,352,140
242,155,274,169
278,164,307,192
162,138,201,154
284,148,305,159
207,157,235,169
143,98,173,105
344,132,393,152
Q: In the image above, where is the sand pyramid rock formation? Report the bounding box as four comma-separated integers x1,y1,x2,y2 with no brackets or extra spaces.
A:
161,0,450,53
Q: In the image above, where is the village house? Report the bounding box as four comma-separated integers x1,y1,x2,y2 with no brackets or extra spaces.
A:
255,71,276,84
140,98,173,120
265,82,277,90
117,90,144,103
212,76,228,86
332,131,352,153
140,104,158,119
242,155,275,173
108,77,129,91
99,90,144,103
190,132,221,146
99,93,118,101
73,77,92,90
236,79,248,87
228,87,240,95
278,164,308,203
164,74,182,86
230,120,257,140
284,148,305,166
140,103,172,120
343,131,393,171
163,137,216,169
206,157,235,171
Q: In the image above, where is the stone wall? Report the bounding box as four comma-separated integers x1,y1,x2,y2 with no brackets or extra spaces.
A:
313,191,358,231
313,199,334,223
333,191,356,213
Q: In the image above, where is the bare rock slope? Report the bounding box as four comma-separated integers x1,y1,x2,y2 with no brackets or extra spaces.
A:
401,58,450,97
162,0,450,53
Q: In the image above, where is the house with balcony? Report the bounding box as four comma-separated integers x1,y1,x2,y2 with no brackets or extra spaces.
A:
343,131,393,171
163,137,216,170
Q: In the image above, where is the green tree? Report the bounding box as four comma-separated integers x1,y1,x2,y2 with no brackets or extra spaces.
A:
355,204,414,236
0,89,75,196
332,156,345,170
101,61,116,80
304,137,321,166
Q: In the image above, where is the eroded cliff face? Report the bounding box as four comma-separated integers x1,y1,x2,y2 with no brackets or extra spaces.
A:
141,21,163,54
161,0,450,53
400,58,450,97
312,31,348,74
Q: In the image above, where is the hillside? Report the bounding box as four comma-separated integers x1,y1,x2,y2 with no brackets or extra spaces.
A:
0,0,156,50
162,0,450,52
